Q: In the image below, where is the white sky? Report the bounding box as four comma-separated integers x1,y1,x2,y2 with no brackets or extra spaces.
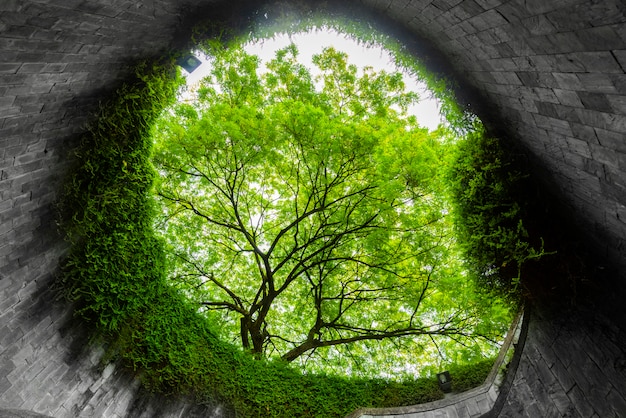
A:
184,29,443,130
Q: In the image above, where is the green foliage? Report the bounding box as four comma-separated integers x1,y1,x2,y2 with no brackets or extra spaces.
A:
153,42,509,378
57,61,183,329
233,4,478,134
55,56,498,417
445,129,547,297
447,358,495,392
53,10,523,410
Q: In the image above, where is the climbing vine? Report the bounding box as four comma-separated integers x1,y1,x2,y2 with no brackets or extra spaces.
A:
54,13,518,417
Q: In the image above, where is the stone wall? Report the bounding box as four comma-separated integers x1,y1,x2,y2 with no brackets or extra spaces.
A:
0,1,228,416
1,1,625,417
496,300,626,417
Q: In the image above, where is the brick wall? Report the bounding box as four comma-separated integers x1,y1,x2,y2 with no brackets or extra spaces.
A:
0,1,228,416
1,1,625,417
496,301,626,417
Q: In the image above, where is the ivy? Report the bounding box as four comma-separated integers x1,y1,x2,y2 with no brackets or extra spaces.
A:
444,128,549,298
55,42,499,418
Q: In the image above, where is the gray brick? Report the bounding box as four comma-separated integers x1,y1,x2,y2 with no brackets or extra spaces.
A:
551,357,576,393
521,14,556,36
613,49,626,71
606,387,626,415
609,74,626,94
549,388,579,417
577,73,620,94
578,92,614,113
0,376,11,394
529,379,561,417
607,95,626,115
570,122,599,143
585,383,615,417
533,87,560,104
595,127,626,154
547,32,587,54
553,72,585,90
577,26,626,52
554,89,583,107
568,384,596,417
553,104,581,123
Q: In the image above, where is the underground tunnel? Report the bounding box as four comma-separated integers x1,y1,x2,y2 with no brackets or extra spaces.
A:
1,0,626,417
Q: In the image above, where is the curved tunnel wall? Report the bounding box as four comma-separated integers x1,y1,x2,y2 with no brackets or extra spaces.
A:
0,1,625,416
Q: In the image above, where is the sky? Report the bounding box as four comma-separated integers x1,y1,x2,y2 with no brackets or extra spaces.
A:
184,29,443,130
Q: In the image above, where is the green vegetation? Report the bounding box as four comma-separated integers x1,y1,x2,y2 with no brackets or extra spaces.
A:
153,43,510,379
55,21,543,417
54,58,480,417
445,130,548,297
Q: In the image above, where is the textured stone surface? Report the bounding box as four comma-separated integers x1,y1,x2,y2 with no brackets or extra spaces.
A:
1,0,626,417
0,410,53,418
498,300,626,418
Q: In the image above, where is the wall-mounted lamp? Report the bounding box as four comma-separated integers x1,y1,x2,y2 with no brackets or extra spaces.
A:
176,54,202,73
437,371,452,393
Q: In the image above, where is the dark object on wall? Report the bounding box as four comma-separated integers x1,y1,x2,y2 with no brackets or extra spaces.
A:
437,371,452,393
176,54,202,73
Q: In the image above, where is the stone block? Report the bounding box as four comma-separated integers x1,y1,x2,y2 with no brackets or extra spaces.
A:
577,73,619,94
564,136,592,159
546,32,587,54
0,95,16,110
549,388,579,417
613,49,626,71
472,8,509,31
554,89,583,107
0,376,11,395
567,384,595,417
521,14,556,36
532,87,560,104
578,51,623,74
486,57,517,71
555,105,582,123
536,113,574,136
545,8,591,32
575,108,611,130
594,127,626,154
530,379,561,417
517,72,542,87
553,53,589,73
584,382,615,417
553,72,585,90
474,0,504,10
0,387,25,408
603,166,626,198
606,387,626,415
606,95,626,115
534,101,559,118
562,149,587,171
0,63,21,74
570,122,599,143
577,26,626,52
578,92,614,113
609,74,626,94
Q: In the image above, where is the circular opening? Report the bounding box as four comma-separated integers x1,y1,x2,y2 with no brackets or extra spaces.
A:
153,23,516,380
58,4,545,415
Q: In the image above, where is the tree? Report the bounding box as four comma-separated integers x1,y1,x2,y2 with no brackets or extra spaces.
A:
152,44,508,375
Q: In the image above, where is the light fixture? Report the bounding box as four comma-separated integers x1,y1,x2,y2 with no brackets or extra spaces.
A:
437,371,452,393
176,54,202,73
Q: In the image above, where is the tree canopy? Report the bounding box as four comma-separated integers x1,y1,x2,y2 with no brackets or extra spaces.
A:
152,43,511,377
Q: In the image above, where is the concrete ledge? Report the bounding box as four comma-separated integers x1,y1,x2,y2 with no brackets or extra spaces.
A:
346,308,527,418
